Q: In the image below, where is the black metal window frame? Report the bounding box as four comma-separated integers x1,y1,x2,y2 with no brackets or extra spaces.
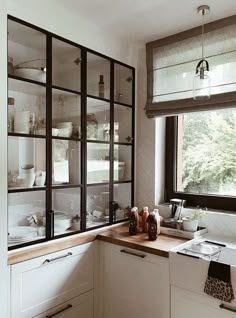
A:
165,116,236,212
7,15,135,250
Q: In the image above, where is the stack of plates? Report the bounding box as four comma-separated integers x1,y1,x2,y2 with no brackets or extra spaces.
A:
8,226,38,245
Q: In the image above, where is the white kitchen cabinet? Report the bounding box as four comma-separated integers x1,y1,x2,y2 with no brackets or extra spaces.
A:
171,285,236,318
99,242,169,318
33,290,93,318
11,242,94,318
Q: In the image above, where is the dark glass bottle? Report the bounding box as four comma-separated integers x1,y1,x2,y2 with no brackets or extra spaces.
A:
147,211,157,241
129,207,139,235
99,74,104,98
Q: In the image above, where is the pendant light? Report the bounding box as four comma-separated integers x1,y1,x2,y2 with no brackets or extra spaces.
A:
193,5,211,100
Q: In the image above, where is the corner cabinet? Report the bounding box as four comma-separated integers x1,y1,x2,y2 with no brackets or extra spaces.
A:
97,242,170,318
7,15,135,250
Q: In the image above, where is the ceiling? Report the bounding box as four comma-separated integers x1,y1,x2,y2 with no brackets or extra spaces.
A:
57,0,236,44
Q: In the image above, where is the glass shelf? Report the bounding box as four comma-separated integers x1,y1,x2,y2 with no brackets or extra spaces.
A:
52,188,81,236
86,185,110,229
87,52,110,100
8,190,46,247
52,88,81,140
52,38,81,92
8,19,46,83
87,143,110,184
114,144,132,182
87,97,110,142
114,63,133,106
52,139,81,186
114,104,133,143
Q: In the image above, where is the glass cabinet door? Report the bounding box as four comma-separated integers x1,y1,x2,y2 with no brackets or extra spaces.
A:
51,37,82,236
8,19,46,83
7,17,135,249
114,63,133,105
8,18,47,248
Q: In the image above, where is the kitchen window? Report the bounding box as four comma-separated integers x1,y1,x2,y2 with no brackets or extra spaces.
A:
165,108,236,211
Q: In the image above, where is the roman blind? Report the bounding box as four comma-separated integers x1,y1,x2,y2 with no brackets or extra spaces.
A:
145,15,236,118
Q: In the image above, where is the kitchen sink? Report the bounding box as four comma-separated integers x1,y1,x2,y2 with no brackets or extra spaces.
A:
170,237,236,307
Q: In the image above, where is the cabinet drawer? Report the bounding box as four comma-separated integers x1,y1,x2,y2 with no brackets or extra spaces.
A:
33,290,93,318
11,242,94,318
172,286,236,318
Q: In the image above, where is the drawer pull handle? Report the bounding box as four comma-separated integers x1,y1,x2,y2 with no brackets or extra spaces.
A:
46,304,72,317
43,252,72,264
120,249,146,258
220,304,236,313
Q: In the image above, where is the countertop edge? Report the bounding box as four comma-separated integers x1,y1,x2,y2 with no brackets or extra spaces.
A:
8,223,187,264
96,234,169,258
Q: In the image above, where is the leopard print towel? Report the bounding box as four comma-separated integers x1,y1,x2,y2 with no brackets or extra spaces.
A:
204,276,234,303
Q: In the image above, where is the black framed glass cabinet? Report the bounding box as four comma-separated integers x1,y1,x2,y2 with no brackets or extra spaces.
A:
7,16,135,249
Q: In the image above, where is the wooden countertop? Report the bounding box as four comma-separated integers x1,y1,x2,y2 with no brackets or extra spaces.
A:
97,224,187,258
8,223,187,264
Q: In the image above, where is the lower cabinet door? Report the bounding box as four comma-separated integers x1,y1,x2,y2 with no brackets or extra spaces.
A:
171,286,236,318
101,242,170,318
11,243,94,318
34,290,93,318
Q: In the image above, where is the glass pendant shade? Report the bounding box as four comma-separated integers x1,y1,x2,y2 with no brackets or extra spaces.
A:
193,71,211,100
193,59,211,100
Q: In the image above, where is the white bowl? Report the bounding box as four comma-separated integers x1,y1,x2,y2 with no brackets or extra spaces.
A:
14,68,46,82
54,218,71,232
57,127,73,137
52,128,59,136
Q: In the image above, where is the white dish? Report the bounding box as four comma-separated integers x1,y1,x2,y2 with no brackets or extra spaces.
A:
8,226,37,239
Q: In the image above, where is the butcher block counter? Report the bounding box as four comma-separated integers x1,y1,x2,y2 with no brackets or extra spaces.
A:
8,223,187,264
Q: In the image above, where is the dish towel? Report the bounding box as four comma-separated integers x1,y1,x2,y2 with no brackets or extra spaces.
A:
204,260,234,303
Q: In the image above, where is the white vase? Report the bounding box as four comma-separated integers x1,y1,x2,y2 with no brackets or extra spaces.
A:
22,173,35,187
182,217,199,232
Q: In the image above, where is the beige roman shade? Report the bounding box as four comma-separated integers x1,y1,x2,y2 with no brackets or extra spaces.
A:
145,15,236,118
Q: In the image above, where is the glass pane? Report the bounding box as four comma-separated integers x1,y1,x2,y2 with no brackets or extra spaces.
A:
114,104,132,143
87,53,110,99
52,140,81,185
114,145,131,182
113,183,131,221
87,97,110,141
52,38,81,92
86,185,109,228
8,20,46,83
177,108,236,196
114,64,133,105
52,89,81,139
52,188,81,236
8,136,46,190
8,191,46,247
87,143,110,184
8,78,46,136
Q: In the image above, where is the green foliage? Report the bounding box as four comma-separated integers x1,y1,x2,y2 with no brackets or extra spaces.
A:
182,109,236,195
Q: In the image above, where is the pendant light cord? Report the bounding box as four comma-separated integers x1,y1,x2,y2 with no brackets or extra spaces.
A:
201,10,205,60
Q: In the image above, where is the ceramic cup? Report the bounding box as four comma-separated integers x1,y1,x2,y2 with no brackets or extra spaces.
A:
35,171,46,186
21,164,35,187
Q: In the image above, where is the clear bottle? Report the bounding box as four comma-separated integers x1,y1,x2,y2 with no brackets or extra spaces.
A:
99,75,104,98
153,208,161,234
142,206,149,233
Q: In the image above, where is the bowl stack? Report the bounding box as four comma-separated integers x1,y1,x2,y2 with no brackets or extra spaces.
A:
55,122,73,138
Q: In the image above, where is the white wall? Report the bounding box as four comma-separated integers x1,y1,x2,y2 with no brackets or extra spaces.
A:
135,46,165,210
